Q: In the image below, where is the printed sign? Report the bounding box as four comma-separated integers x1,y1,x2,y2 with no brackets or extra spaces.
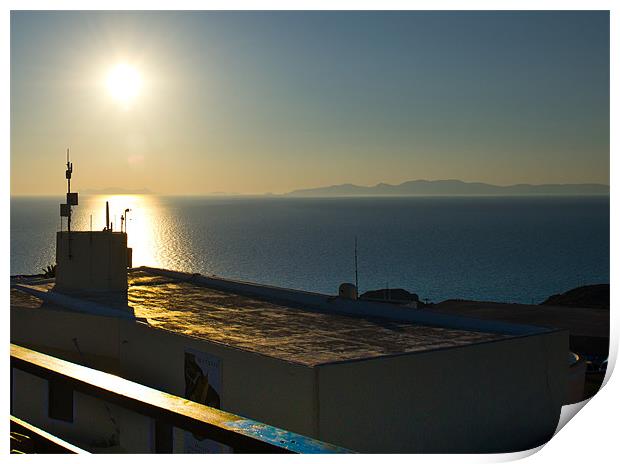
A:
183,348,230,453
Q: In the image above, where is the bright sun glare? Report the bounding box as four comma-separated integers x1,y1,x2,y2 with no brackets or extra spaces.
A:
106,64,142,106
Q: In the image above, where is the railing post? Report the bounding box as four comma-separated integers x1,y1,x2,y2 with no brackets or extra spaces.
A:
48,378,74,422
154,420,173,453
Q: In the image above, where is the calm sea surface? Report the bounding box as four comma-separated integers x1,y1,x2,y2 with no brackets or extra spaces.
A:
11,195,609,304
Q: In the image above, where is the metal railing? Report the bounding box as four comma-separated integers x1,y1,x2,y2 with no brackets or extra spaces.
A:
10,344,352,453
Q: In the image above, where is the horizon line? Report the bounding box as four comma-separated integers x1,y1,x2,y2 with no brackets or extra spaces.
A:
9,178,611,197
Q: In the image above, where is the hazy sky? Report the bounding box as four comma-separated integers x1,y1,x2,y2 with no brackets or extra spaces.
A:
11,11,609,195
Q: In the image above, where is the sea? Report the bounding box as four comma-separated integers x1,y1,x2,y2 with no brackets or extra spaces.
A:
10,195,609,305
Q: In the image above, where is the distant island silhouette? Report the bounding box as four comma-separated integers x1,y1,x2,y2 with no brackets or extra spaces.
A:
285,179,610,197
82,187,153,195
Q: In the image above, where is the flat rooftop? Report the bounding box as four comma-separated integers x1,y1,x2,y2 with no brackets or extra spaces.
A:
11,269,507,366
130,270,507,365
432,299,609,339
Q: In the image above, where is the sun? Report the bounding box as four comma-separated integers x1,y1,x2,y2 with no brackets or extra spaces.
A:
106,63,142,106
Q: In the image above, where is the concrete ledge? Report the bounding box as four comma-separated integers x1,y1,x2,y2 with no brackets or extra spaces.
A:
136,266,550,336
11,284,135,321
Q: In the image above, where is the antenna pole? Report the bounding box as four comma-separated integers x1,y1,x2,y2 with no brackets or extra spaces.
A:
124,208,130,235
59,148,78,258
66,148,72,233
65,148,74,259
66,148,70,193
106,201,110,231
354,236,359,291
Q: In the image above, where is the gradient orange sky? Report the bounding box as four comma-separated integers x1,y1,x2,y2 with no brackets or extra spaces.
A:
11,11,610,195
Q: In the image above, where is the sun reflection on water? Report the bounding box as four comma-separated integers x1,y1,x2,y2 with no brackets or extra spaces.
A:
70,195,167,268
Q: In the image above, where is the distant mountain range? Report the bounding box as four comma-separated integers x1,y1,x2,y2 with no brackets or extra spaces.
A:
285,180,609,197
82,187,153,195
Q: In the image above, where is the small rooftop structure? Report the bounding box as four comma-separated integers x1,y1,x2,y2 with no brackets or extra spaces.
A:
54,151,132,296
56,231,129,295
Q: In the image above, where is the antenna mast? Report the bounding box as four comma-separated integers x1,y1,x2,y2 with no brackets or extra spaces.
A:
60,149,78,259
106,201,110,231
66,148,73,233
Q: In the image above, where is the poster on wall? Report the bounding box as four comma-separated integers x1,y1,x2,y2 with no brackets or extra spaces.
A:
183,348,230,453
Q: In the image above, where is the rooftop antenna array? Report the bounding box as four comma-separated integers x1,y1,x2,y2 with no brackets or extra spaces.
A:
60,148,78,258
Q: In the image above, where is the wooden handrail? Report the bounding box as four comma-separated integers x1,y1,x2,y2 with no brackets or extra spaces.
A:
11,416,89,454
10,344,352,453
